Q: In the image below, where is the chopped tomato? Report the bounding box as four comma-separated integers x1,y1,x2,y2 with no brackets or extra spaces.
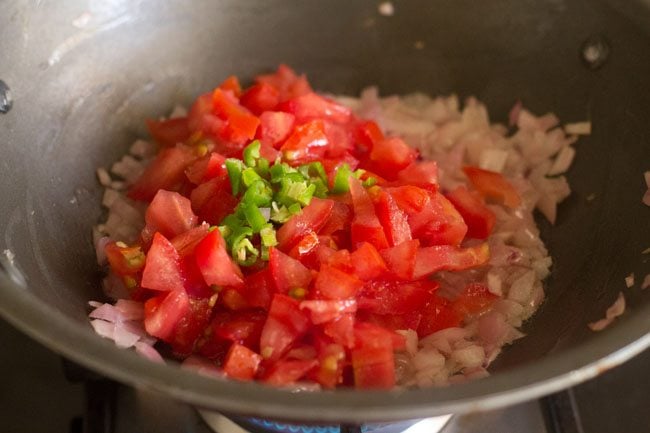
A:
146,117,191,147
387,185,430,214
374,190,412,246
408,192,468,246
323,121,354,158
358,279,437,315
211,310,267,350
446,186,496,239
185,152,226,185
413,243,490,280
349,176,389,250
463,166,521,209
212,88,260,145
417,295,461,337
145,190,198,239
279,92,352,124
276,197,334,251
280,120,329,164
194,230,244,288
169,297,213,356
221,288,250,311
260,294,311,361
351,323,402,389
128,145,197,202
354,120,384,155
380,239,419,280
268,247,313,293
263,359,318,386
171,223,210,257
324,248,353,272
257,111,295,148
452,283,498,318
223,343,262,381
300,299,357,324
218,75,242,98
241,268,275,310
187,93,214,133
314,265,363,300
144,289,190,340
367,137,417,180
312,341,346,388
350,242,387,280
318,201,352,236
256,64,312,102
240,83,280,115
288,231,320,267
189,176,239,226
105,242,145,276
323,313,355,348
397,161,439,191
141,233,184,292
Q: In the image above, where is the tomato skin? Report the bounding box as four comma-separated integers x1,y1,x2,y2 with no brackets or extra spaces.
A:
146,117,191,147
300,299,357,324
141,233,185,292
240,83,280,115
387,185,430,214
257,111,295,148
169,297,213,356
374,190,412,247
171,223,210,258
185,152,226,185
349,177,389,250
280,120,329,164
279,92,352,124
144,289,190,341
241,268,274,310
128,145,197,202
276,197,334,251
417,295,461,337
413,243,490,280
323,313,355,348
212,88,260,145
463,166,521,209
189,176,239,226
145,190,198,240
446,186,496,239
380,239,420,281
223,343,262,381
350,242,388,280
354,120,384,155
211,310,267,350
260,294,311,361
263,359,319,386
194,230,244,288
397,161,439,191
268,247,313,293
318,201,352,236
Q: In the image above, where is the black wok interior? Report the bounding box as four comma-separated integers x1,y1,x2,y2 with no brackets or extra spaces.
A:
1,0,649,422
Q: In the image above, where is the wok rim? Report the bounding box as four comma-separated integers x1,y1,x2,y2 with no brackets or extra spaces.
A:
1,271,649,423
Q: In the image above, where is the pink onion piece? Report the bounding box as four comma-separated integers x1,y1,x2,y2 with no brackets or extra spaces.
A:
588,292,626,331
641,274,650,290
134,342,164,363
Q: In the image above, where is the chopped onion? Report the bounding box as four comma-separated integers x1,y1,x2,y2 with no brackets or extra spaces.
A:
625,273,635,288
643,171,650,206
642,274,650,290
479,148,508,173
169,105,188,119
96,167,111,186
135,342,164,363
588,292,626,331
547,146,576,176
129,139,157,159
451,345,485,369
378,1,394,16
564,121,591,135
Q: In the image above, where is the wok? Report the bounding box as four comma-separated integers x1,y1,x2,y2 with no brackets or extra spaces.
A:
1,0,650,423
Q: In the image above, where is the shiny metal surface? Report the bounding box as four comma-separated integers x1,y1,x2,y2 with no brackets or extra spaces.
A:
1,0,650,423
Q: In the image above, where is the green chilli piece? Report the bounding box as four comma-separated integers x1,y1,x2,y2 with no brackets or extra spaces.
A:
362,177,378,187
243,140,261,167
225,159,245,196
276,178,316,207
242,202,268,233
332,163,353,194
241,167,264,188
256,157,270,178
260,224,278,247
270,202,292,223
242,179,273,207
232,238,259,266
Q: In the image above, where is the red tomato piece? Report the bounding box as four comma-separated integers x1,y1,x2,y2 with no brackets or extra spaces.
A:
211,310,267,350
374,190,412,247
288,231,320,267
146,117,191,147
257,111,295,148
463,166,522,209
280,120,329,164
221,288,251,311
260,294,311,361
269,247,313,293
314,265,363,300
223,343,262,381
169,297,213,356
185,152,226,185
263,359,319,386
256,64,312,102
351,323,402,389
323,313,355,349
446,186,496,239
279,92,352,124
397,161,439,191
408,192,468,246
359,311,423,333
368,137,417,180
145,190,198,240
380,239,420,280
144,289,190,341
128,145,198,202
387,185,430,214
318,200,352,236
194,230,244,288
218,75,242,98
358,279,437,315
285,345,317,360
323,121,354,158
354,120,384,155
104,242,145,276
349,177,389,250
190,176,239,226
240,83,280,115
171,223,210,257
300,299,357,324
417,295,461,337
212,88,260,145
276,197,334,251
355,322,405,351
241,268,275,310
350,242,388,280
312,342,346,389
324,248,353,272
413,243,490,280
452,283,498,318
179,254,213,299
141,233,184,292
187,93,214,133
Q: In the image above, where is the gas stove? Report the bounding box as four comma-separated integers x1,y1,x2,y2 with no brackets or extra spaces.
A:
2,318,648,433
